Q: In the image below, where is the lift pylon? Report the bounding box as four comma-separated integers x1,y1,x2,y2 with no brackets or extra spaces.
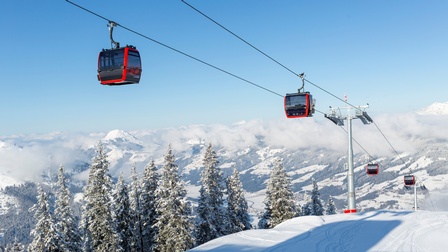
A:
325,104,372,213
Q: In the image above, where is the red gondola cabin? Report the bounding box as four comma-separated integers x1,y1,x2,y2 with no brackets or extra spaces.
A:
404,175,415,186
98,45,142,85
284,92,314,118
366,164,379,175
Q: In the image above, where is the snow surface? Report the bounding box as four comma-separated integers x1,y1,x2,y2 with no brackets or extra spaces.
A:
189,210,448,252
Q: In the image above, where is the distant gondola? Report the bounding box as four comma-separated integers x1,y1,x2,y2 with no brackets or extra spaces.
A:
284,92,315,118
366,164,379,175
97,45,142,85
404,175,415,186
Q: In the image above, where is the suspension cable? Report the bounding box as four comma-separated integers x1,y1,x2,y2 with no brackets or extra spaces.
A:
338,126,375,163
181,0,367,111
303,78,363,111
65,0,284,98
181,0,415,169
67,0,434,210
67,0,407,173
371,121,408,167
181,0,299,78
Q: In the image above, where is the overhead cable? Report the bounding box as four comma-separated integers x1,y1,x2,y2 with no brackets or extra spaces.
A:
181,0,413,167
65,0,284,98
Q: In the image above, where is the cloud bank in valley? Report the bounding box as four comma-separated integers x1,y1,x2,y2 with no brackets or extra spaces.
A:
0,132,99,183
1,109,448,183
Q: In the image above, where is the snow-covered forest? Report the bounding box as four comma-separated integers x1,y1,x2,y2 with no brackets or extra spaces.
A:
2,142,334,251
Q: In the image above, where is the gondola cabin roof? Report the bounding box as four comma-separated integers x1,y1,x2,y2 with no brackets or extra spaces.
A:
97,45,142,85
404,175,415,186
284,92,314,118
366,164,379,175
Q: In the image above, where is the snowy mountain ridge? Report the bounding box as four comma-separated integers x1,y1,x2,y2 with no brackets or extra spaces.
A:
417,101,448,115
1,103,448,215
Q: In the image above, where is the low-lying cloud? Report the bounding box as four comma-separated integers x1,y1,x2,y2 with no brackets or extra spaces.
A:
1,111,447,183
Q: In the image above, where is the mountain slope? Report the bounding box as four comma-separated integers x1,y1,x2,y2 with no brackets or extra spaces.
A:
189,210,448,251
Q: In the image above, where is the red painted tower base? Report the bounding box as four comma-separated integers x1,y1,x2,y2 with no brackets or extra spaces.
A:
344,209,357,214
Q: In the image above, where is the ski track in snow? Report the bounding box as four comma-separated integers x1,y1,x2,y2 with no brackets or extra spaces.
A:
189,210,448,252
373,211,448,251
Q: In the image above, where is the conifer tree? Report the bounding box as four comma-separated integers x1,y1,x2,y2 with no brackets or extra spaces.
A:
326,195,337,215
80,143,118,251
140,160,159,251
196,143,229,245
226,167,252,233
309,178,324,216
29,185,61,252
129,166,143,251
54,165,81,252
9,238,25,252
154,145,195,252
258,159,297,229
301,198,312,216
113,174,133,252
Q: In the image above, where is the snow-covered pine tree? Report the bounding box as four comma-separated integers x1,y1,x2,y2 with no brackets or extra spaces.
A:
8,238,25,252
226,167,252,233
54,165,81,252
113,173,133,252
129,165,143,252
258,159,297,229
301,199,312,216
5,237,25,252
29,185,61,251
309,178,324,216
154,145,195,252
140,160,159,251
326,195,337,215
196,143,229,245
80,143,118,251
257,203,272,229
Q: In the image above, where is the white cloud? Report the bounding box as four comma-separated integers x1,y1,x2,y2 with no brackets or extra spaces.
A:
1,109,448,183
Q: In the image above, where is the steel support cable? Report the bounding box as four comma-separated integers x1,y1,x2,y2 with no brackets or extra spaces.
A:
181,0,299,78
307,77,412,171
67,1,430,208
66,0,329,117
338,126,375,163
181,0,365,110
303,78,363,111
65,0,284,98
66,0,109,22
372,119,434,211
182,0,419,174
181,0,410,161
65,1,359,121
371,120,410,168
339,121,436,211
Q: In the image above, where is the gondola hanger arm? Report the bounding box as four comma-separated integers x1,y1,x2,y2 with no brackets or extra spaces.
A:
298,72,305,93
108,21,120,49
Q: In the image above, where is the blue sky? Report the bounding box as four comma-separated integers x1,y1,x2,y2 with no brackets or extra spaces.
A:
1,0,447,135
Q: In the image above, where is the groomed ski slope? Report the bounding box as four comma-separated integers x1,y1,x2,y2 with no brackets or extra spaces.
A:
189,210,448,251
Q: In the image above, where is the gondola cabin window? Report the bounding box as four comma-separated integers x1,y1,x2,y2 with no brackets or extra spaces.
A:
127,50,142,76
99,50,124,70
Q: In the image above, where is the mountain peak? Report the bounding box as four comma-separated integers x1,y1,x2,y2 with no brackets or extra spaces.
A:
417,102,448,115
103,129,139,142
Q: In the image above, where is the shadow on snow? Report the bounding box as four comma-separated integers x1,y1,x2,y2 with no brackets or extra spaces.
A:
191,211,410,252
